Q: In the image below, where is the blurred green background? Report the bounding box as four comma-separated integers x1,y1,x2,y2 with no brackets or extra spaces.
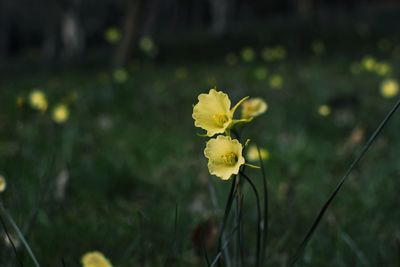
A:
1,1,400,266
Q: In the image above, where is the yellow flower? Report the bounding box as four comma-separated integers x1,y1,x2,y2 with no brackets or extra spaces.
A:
374,63,391,76
380,79,399,98
204,135,245,180
269,74,283,89
241,98,268,119
0,175,6,193
241,47,255,62
104,27,120,44
318,105,331,116
29,90,48,112
139,36,155,53
246,145,270,162
113,68,128,83
81,251,113,267
361,56,376,71
192,89,249,137
52,104,69,124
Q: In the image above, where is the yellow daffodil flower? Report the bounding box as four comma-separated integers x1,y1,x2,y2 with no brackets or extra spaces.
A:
192,89,249,137
246,145,270,162
361,56,376,71
241,98,268,119
52,104,69,124
29,89,48,112
0,175,6,193
380,79,399,98
318,105,331,116
81,251,113,267
204,135,245,180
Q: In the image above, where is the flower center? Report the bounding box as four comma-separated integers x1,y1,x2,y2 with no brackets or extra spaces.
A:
213,113,229,127
221,152,238,165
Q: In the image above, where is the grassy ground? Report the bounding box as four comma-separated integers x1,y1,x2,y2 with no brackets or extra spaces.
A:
1,22,400,266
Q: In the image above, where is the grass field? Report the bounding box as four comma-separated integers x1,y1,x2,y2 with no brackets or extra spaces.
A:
1,23,400,266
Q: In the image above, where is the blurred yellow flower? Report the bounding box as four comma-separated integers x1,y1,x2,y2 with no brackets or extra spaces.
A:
246,145,270,162
139,36,155,53
113,68,128,84
241,47,255,62
269,74,283,89
318,105,331,116
374,63,391,76
0,175,6,193
192,89,249,137
52,104,69,124
29,90,48,112
81,251,113,267
104,27,121,44
380,79,399,98
204,135,245,180
361,56,376,71
312,40,325,56
241,98,268,119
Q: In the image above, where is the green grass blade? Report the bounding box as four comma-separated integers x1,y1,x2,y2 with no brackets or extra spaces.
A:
289,97,400,266
0,204,41,267
0,211,24,267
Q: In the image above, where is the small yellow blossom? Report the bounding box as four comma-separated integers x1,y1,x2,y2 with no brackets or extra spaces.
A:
139,36,155,53
192,89,249,137
241,47,255,62
374,63,391,76
246,145,270,162
380,79,399,98
113,68,128,83
269,74,283,89
241,98,268,119
52,104,69,124
81,251,113,267
29,90,48,112
361,56,376,71
0,175,6,193
204,135,245,180
104,27,121,44
318,105,331,116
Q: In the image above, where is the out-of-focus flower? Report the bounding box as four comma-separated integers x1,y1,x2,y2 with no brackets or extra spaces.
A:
241,47,256,62
312,40,325,56
81,251,113,267
374,63,391,76
192,89,249,137
241,98,268,119
226,53,238,65
269,74,283,89
204,135,245,180
139,36,156,54
0,175,6,193
361,56,376,71
380,79,399,98
318,105,331,116
104,27,121,44
246,145,270,162
113,68,128,84
52,104,69,124
29,89,48,112
254,67,268,80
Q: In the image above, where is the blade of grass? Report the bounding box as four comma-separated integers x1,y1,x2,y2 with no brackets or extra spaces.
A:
289,97,400,266
0,203,41,267
240,171,261,267
217,175,238,267
0,211,24,267
256,144,269,265
211,224,240,267
163,203,179,267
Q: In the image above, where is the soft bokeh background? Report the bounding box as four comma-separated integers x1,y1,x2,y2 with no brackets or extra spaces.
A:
1,0,400,266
